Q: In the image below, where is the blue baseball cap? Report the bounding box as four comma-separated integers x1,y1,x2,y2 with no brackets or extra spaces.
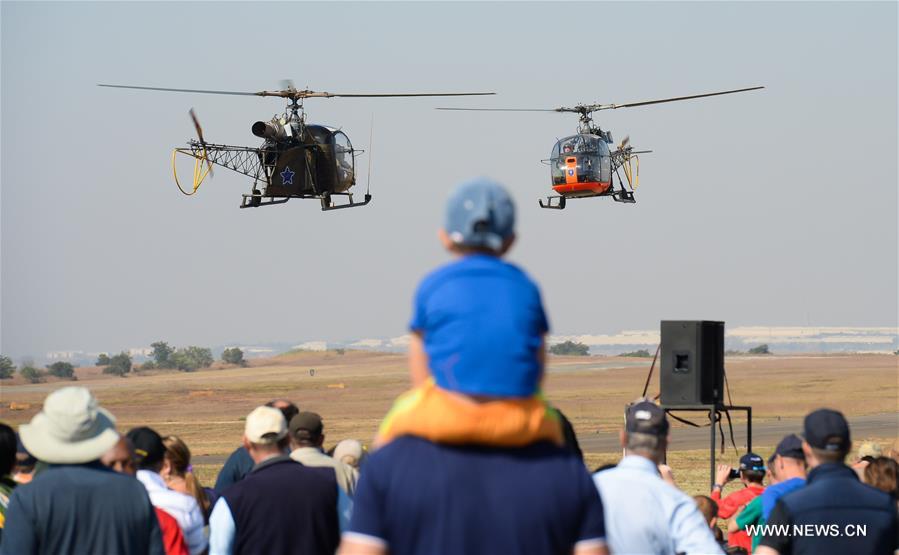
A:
739,452,765,471
445,178,515,252
773,434,805,460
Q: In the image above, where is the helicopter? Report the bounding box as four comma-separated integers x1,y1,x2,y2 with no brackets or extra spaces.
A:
438,86,764,209
98,82,494,210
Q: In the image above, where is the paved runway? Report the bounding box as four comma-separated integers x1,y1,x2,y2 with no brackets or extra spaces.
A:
578,412,899,453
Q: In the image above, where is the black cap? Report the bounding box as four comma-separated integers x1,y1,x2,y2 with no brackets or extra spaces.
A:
625,401,669,437
803,408,850,452
773,434,805,460
289,412,324,437
739,452,765,471
126,427,165,469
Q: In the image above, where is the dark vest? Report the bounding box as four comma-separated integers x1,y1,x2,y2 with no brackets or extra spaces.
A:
779,463,898,555
222,456,339,555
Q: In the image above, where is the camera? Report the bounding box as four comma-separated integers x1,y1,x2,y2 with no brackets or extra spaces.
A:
728,468,741,480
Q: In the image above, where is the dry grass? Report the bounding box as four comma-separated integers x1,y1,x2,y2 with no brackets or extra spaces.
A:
1,352,896,493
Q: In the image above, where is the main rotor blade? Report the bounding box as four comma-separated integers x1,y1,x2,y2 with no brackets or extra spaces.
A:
592,86,765,111
436,107,558,112
321,92,495,98
98,83,260,96
99,84,495,99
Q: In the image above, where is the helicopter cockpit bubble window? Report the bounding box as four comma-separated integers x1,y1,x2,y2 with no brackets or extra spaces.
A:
333,131,355,189
551,134,611,185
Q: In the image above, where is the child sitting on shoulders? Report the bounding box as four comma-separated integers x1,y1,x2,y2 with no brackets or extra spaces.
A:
377,177,563,447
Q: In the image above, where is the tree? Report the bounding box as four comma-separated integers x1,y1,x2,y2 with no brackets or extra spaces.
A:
104,352,132,377
0,355,15,379
150,341,174,368
96,353,111,366
46,361,75,379
20,365,45,383
619,349,651,358
221,347,246,366
549,341,590,356
171,346,214,372
748,344,771,355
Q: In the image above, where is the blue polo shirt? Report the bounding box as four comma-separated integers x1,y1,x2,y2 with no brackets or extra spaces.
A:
761,476,805,519
410,254,549,397
346,436,605,555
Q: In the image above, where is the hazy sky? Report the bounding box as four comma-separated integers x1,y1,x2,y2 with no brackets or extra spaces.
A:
2,2,896,358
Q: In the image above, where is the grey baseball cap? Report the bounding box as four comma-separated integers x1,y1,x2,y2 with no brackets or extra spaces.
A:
444,177,515,252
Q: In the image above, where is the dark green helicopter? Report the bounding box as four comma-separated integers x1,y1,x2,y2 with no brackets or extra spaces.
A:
99,81,493,210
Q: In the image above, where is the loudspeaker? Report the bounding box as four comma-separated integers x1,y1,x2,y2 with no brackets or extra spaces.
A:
660,320,724,406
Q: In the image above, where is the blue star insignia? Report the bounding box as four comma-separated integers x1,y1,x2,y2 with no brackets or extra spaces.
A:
280,166,295,185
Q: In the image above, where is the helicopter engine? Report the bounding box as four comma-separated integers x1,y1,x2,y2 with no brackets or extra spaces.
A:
251,120,293,141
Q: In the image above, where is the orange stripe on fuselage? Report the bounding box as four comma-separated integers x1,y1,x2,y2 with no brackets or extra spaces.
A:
552,181,612,195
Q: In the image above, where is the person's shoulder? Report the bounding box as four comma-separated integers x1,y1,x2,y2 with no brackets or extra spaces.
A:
851,478,897,509
224,445,251,463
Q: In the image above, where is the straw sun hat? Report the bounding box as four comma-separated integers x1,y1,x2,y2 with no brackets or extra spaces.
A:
19,387,119,464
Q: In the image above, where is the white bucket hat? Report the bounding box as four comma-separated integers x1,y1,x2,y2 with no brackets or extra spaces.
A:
19,387,120,464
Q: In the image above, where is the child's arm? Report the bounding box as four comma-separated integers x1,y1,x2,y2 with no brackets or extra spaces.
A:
408,331,429,387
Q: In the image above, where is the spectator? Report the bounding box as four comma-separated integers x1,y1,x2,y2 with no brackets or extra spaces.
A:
375,178,563,449
341,436,607,555
0,387,163,555
209,406,340,555
12,436,36,485
852,440,883,479
0,424,17,539
757,408,899,555
332,439,366,470
711,452,766,552
731,434,807,552
593,401,722,555
694,495,725,545
101,436,137,476
214,398,298,492
289,412,358,496
864,456,899,499
161,435,214,521
128,427,206,555
102,436,188,555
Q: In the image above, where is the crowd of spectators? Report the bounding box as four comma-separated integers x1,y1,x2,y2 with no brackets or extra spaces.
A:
1,178,897,554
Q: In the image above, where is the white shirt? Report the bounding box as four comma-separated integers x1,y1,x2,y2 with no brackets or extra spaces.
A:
593,455,723,555
137,469,208,555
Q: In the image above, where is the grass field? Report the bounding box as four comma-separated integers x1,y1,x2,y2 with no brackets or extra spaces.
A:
1,351,896,496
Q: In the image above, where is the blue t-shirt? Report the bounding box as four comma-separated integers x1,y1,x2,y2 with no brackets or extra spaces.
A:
761,476,805,519
347,436,605,555
410,254,549,397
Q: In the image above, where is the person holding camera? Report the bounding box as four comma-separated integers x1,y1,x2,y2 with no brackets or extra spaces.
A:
711,452,766,552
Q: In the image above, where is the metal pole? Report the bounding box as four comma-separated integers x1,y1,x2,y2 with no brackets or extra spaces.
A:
747,406,752,453
710,407,716,490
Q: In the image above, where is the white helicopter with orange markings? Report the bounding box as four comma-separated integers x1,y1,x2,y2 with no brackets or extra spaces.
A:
439,86,764,209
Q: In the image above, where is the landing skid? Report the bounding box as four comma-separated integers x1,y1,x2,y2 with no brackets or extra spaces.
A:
612,190,636,203
538,196,567,210
240,190,372,211
321,193,372,211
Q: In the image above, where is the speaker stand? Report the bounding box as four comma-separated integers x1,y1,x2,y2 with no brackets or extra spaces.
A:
657,404,753,491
